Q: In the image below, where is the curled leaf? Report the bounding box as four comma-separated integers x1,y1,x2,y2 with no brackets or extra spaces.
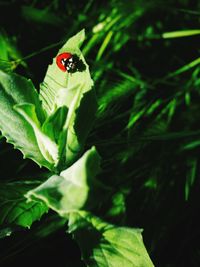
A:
15,103,59,166
40,29,97,165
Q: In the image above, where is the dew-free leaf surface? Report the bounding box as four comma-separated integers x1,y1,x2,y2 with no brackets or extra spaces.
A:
0,70,52,169
68,211,155,267
0,181,48,229
39,30,97,165
26,147,101,216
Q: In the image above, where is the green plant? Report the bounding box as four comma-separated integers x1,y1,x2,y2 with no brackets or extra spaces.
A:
0,30,154,267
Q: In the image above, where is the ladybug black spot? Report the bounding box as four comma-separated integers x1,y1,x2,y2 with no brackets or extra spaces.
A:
64,55,86,73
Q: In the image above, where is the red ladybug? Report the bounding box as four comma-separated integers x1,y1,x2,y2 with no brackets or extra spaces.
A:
56,52,86,73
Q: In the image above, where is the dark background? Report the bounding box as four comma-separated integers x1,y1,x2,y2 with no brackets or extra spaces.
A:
1,0,200,266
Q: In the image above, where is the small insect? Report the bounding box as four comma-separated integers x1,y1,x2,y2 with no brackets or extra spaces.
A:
56,52,86,73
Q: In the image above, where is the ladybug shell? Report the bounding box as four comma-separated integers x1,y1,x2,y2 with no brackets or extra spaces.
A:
56,52,72,72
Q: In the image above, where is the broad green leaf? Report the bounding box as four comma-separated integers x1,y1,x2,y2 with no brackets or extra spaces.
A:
0,181,48,228
0,70,52,169
15,103,59,166
39,30,97,165
40,29,93,115
68,211,155,267
26,146,101,217
0,70,43,120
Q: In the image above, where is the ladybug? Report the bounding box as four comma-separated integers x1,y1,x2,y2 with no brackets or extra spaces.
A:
56,52,86,73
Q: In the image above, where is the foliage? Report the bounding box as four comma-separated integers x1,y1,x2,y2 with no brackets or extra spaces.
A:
1,0,200,266
0,28,154,267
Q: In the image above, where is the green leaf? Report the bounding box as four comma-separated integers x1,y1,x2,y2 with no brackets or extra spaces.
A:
162,29,200,39
26,146,101,217
42,106,68,169
0,34,10,72
15,103,59,166
0,70,43,120
185,158,197,201
0,70,52,169
42,106,68,143
39,30,96,165
167,56,200,78
182,139,200,150
105,189,129,222
40,29,92,115
68,211,155,267
67,89,97,166
0,181,48,228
